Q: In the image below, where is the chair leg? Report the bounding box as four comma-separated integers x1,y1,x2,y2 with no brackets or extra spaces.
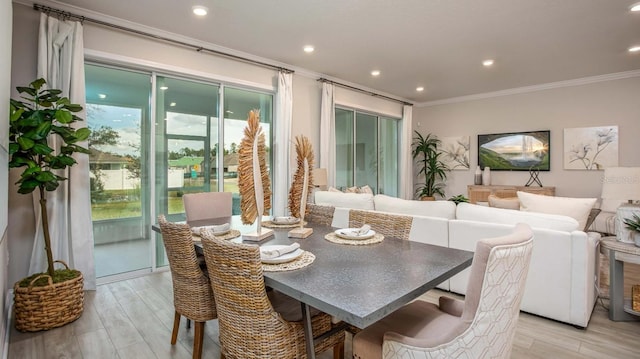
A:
333,342,344,359
171,311,181,345
193,321,205,359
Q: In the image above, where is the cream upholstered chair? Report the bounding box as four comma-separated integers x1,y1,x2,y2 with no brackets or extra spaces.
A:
157,215,217,359
352,223,534,359
348,209,413,240
199,231,345,359
182,191,233,222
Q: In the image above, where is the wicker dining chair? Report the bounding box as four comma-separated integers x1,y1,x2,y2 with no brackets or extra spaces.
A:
157,215,217,359
183,191,233,222
199,231,346,359
306,203,336,226
348,210,413,240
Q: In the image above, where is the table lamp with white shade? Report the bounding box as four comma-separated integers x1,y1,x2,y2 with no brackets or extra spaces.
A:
601,167,640,244
312,168,328,191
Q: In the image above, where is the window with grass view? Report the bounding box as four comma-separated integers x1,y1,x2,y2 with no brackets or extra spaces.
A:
86,64,273,280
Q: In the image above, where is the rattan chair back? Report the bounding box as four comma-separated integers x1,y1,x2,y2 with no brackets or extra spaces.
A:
306,203,335,226
200,232,344,358
158,215,216,322
348,210,413,240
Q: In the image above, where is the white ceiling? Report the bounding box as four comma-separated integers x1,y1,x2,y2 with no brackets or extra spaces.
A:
37,0,640,103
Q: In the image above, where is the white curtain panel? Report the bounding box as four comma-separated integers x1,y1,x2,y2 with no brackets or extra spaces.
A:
400,105,414,199
320,82,336,186
35,14,95,290
274,71,293,216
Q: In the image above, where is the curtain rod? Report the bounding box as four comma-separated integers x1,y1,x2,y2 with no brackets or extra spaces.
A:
32,3,294,74
318,78,413,106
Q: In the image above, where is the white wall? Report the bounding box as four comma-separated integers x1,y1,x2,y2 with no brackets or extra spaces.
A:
413,76,640,199
8,3,400,286
1,0,12,354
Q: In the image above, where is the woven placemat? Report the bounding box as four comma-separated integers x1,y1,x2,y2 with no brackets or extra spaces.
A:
324,232,384,245
193,229,241,241
262,251,315,272
262,220,307,229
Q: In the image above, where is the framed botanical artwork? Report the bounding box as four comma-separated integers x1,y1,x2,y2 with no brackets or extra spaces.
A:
440,136,470,170
563,125,618,170
478,130,550,171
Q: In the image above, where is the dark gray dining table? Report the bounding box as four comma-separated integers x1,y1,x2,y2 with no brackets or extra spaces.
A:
154,216,474,359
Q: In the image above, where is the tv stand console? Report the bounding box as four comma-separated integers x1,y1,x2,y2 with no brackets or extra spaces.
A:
467,185,555,204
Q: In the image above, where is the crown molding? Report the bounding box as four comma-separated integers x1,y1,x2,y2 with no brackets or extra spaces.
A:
418,69,640,107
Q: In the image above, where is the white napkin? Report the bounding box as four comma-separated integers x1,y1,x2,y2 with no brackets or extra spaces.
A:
191,223,230,236
345,224,371,237
272,216,299,224
260,243,300,259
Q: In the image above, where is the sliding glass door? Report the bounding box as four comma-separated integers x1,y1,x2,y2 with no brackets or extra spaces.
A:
86,63,274,281
86,64,152,279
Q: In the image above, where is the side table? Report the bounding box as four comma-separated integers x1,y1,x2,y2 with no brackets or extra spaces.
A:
600,237,640,321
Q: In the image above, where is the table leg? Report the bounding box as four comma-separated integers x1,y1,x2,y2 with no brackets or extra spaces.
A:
609,249,638,321
301,302,316,359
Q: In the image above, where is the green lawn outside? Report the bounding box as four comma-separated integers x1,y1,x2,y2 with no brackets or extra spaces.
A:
91,179,239,221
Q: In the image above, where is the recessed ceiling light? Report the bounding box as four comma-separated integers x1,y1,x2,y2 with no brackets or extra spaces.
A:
371,70,381,76
629,46,640,53
416,87,424,92
192,5,208,16
303,45,314,53
159,86,168,90
98,94,106,99
482,59,494,67
630,2,640,11
170,102,177,107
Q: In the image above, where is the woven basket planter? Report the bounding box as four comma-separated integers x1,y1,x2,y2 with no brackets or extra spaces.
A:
13,260,84,332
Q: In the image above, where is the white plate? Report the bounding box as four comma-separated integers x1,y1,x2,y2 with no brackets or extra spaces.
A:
191,228,230,239
272,216,300,225
260,245,304,264
335,228,376,240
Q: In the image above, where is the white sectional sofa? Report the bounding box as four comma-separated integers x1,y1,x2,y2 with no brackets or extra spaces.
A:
313,191,601,328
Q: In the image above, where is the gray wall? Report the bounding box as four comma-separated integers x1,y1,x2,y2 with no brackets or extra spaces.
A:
413,76,640,200
1,0,12,353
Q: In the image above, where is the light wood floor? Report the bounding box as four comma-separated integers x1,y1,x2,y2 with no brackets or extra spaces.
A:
9,271,640,359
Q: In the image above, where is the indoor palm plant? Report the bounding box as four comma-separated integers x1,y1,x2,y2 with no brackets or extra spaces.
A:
9,78,90,331
412,131,448,200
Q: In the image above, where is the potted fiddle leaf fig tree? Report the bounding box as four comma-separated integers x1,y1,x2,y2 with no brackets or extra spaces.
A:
9,78,90,331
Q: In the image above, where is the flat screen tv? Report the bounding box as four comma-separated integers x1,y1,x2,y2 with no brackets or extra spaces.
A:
478,130,550,171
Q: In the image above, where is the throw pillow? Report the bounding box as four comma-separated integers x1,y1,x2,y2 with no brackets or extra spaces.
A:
517,191,597,231
359,185,374,195
487,195,520,210
328,186,342,193
345,186,359,193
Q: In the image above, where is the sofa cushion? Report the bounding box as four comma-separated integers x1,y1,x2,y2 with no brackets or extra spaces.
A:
487,195,520,210
373,194,456,219
314,191,375,210
517,191,597,231
456,202,579,232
